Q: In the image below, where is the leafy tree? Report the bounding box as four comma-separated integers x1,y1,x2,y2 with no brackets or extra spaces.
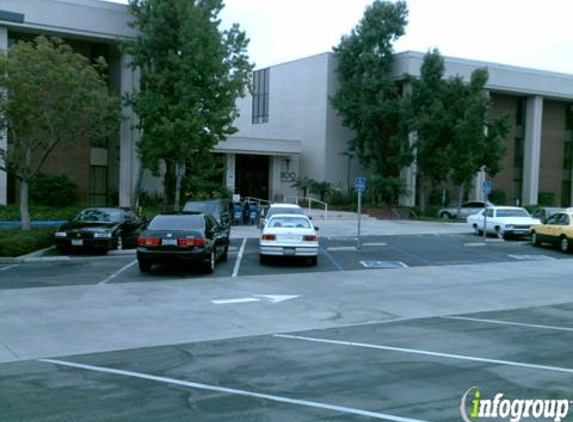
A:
406,49,450,210
309,180,332,202
408,50,508,212
125,0,253,211
0,36,121,230
448,69,508,211
290,176,316,199
331,0,410,182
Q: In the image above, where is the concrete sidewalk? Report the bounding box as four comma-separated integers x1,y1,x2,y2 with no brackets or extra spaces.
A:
1,258,571,363
231,217,469,239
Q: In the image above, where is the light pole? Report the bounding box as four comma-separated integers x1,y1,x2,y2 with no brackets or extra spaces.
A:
340,149,356,194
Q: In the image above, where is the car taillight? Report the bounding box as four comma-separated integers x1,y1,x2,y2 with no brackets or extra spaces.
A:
178,238,207,247
137,237,160,246
261,234,276,241
303,235,318,242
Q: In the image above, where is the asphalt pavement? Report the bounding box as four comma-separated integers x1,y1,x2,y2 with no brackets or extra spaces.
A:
1,218,573,421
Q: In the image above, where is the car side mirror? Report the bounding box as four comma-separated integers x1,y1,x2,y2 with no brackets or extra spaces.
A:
314,226,319,231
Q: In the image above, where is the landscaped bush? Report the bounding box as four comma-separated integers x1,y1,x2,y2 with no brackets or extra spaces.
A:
537,191,555,206
29,172,77,207
0,205,84,222
489,189,506,205
0,227,55,257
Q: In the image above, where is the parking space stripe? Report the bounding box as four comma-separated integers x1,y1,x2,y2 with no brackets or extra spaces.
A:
274,334,573,375
232,237,247,278
442,316,573,333
320,246,344,271
38,358,435,422
98,260,137,285
0,264,18,272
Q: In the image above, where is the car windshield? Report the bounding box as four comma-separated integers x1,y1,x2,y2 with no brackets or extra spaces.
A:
148,215,204,230
496,209,530,218
268,216,311,229
75,208,121,223
183,202,218,216
267,207,304,218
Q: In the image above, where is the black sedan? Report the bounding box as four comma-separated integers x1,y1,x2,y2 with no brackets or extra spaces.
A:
54,207,144,254
136,212,229,274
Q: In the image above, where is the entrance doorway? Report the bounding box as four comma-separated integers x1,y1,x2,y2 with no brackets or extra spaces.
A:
235,154,269,200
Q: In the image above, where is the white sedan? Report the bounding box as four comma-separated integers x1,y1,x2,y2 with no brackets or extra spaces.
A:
259,214,319,265
467,206,541,239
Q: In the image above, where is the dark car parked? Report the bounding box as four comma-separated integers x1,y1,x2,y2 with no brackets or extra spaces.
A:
183,199,232,236
136,212,229,273
54,207,144,254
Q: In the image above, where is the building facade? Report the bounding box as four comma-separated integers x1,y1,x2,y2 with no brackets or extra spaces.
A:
2,0,573,208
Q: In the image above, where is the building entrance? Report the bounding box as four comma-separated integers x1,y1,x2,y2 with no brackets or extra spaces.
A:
235,154,270,200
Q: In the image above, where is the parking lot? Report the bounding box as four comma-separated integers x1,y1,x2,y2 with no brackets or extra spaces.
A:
0,232,570,289
1,222,573,421
1,302,573,421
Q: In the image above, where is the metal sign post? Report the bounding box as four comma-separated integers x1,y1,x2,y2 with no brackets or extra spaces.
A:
482,180,492,243
355,177,366,250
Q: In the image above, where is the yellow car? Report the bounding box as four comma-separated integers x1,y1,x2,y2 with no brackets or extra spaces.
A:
530,211,573,253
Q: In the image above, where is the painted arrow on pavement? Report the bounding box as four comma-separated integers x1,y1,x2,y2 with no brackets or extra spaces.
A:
212,295,299,305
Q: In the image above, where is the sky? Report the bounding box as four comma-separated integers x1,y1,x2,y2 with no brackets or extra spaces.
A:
106,0,573,74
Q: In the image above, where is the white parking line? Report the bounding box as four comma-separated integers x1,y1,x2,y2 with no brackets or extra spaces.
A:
232,237,247,278
0,264,18,272
38,358,434,422
274,334,573,375
442,316,573,333
98,260,137,285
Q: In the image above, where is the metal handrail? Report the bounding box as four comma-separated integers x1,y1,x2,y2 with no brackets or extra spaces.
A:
244,196,272,208
283,196,328,220
391,208,418,220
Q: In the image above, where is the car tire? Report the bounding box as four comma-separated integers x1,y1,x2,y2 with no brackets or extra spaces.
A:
138,258,151,273
531,231,540,247
57,246,70,255
259,254,268,265
473,225,482,236
309,256,318,266
220,244,228,263
495,227,505,239
440,212,451,219
560,236,571,253
204,251,215,274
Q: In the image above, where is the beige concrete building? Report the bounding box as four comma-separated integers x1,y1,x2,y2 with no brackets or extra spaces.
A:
2,1,573,208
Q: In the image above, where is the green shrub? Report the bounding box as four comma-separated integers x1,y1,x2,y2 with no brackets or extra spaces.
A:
0,205,84,221
30,173,77,207
489,189,506,205
538,191,555,206
0,227,55,257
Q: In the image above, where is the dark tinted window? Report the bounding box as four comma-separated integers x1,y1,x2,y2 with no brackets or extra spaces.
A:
183,202,221,218
148,215,205,230
546,214,561,225
75,208,121,223
267,207,304,219
495,209,529,218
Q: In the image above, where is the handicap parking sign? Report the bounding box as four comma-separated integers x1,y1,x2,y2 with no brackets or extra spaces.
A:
355,177,366,193
482,180,492,195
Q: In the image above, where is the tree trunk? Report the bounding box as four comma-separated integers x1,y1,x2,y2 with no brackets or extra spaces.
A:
417,176,426,213
20,179,31,231
162,161,175,212
174,159,185,212
456,184,465,217
131,163,145,211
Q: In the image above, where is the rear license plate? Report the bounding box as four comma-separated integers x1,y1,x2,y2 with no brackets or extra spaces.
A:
71,239,83,246
162,239,177,246
283,247,296,255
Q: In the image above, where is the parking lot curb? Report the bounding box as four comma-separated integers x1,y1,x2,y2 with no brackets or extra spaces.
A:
0,245,56,264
